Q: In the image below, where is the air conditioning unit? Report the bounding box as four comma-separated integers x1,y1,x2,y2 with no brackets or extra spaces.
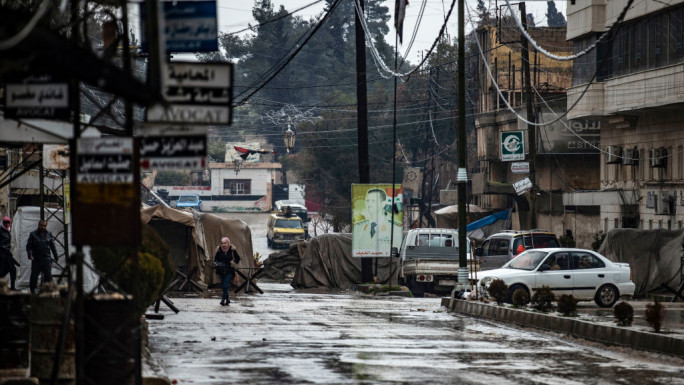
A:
622,148,638,165
650,148,667,168
606,146,622,164
656,191,674,215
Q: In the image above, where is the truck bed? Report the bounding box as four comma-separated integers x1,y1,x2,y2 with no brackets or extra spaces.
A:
402,258,479,275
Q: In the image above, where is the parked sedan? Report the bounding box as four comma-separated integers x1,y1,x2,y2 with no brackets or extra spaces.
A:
176,194,202,211
477,248,635,307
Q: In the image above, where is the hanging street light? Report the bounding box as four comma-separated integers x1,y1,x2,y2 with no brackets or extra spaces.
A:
283,124,296,153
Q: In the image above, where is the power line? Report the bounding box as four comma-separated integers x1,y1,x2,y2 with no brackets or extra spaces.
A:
222,0,325,37
233,0,344,106
501,0,635,62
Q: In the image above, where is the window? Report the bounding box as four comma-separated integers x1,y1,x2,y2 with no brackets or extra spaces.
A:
275,219,302,229
573,252,604,269
595,5,684,80
223,179,251,195
670,8,684,64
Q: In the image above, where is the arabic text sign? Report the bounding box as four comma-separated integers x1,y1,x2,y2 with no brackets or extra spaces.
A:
140,0,218,53
72,138,140,246
140,135,206,171
146,62,233,125
511,162,529,174
164,0,217,52
513,177,533,195
76,138,134,184
4,81,69,120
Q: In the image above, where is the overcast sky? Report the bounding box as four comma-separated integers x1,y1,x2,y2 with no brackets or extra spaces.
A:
215,0,567,62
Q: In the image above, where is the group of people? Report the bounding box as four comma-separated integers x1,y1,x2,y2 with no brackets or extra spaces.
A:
0,217,60,293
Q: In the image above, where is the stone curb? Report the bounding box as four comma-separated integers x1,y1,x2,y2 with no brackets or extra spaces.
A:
143,346,170,385
442,298,684,357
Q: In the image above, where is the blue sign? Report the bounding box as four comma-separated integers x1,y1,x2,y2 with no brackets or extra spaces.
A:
141,0,218,53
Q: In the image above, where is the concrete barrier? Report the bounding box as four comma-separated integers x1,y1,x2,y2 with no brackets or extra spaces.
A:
442,298,684,357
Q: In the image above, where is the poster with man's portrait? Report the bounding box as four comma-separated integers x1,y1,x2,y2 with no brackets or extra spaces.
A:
351,184,403,257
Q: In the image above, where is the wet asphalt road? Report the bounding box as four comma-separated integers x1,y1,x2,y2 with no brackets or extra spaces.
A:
147,283,684,385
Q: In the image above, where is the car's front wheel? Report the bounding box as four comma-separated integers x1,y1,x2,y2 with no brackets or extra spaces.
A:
595,284,619,307
507,284,529,305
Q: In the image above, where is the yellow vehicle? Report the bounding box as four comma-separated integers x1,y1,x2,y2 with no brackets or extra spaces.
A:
267,213,306,248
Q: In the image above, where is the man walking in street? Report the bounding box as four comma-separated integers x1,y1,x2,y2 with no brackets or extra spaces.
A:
26,219,59,294
0,216,18,290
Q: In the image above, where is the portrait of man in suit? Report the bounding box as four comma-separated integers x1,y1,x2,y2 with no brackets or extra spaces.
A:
352,185,403,257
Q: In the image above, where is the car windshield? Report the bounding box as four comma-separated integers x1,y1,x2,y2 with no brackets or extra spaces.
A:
179,196,198,202
275,219,302,229
506,250,548,270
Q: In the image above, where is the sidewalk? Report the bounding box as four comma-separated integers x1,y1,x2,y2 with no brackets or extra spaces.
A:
442,297,684,357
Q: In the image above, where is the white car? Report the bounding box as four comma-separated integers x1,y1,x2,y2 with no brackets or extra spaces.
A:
477,248,635,307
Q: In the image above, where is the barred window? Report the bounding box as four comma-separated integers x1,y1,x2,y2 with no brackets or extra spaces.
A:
223,179,251,195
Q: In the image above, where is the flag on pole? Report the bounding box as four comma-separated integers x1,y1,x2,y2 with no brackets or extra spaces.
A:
234,146,275,160
394,0,409,44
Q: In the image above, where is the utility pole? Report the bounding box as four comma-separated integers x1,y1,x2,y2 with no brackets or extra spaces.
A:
520,2,537,229
456,0,468,290
355,0,372,282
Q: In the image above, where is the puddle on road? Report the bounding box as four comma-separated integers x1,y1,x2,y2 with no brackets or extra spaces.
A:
150,288,684,385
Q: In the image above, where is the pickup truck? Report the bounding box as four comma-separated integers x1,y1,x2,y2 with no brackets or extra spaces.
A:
397,228,478,297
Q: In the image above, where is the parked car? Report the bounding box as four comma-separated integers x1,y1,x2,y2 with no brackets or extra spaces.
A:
475,230,560,270
176,194,202,211
476,248,635,307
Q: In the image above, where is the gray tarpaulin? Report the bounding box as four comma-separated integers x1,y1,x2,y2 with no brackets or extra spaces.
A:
598,228,683,296
141,205,254,287
291,233,398,290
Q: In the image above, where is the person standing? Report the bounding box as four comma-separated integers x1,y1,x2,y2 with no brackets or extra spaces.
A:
0,216,18,290
214,236,240,306
26,220,59,294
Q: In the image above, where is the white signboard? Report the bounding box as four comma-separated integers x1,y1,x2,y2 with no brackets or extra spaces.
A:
513,177,533,195
4,79,70,120
77,138,134,183
511,162,529,174
146,62,232,125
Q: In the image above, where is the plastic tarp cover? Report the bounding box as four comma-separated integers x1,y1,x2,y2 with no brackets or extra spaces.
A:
465,209,512,244
291,233,398,290
598,228,683,296
141,205,254,287
433,204,489,229
11,206,99,292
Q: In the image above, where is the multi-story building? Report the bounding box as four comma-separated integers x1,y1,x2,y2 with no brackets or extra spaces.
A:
566,1,684,234
472,23,601,247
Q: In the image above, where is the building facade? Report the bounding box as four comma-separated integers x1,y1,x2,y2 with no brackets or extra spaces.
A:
566,0,684,235
154,161,283,212
472,23,601,247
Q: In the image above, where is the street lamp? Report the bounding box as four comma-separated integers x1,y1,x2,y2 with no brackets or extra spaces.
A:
283,125,296,153
232,158,242,175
